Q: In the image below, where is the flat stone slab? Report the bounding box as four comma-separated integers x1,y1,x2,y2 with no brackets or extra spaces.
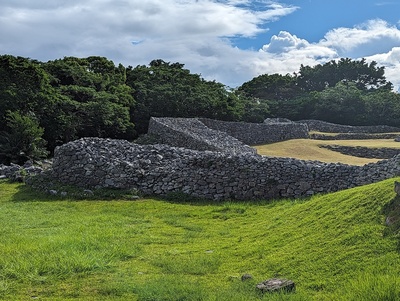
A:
256,278,295,293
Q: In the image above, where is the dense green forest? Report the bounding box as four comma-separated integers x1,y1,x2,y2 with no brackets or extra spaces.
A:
239,58,399,126
0,54,399,164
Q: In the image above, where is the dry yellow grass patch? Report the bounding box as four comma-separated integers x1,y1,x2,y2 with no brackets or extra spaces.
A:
253,139,400,166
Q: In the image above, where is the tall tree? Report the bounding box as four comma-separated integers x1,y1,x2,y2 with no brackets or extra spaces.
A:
126,59,246,134
311,82,366,125
363,90,400,126
238,73,300,101
0,111,48,164
44,56,136,141
297,58,393,92
0,55,54,124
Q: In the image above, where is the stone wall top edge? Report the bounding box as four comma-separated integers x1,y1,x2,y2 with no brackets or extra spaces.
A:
57,137,373,168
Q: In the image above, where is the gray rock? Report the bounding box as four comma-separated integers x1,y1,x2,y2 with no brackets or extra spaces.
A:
241,274,253,281
395,181,400,196
256,278,295,293
83,189,94,195
263,118,292,124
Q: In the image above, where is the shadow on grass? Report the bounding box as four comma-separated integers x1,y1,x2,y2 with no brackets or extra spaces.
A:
5,176,312,208
8,177,141,203
159,190,311,207
9,181,67,203
382,194,400,251
0,178,52,202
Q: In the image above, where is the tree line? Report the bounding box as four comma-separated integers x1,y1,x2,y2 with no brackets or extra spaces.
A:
0,54,399,164
239,58,400,126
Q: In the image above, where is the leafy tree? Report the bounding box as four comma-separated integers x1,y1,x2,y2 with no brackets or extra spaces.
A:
78,93,135,138
240,98,270,123
126,59,246,134
0,55,55,124
311,82,366,125
44,56,136,141
0,111,48,164
39,95,83,150
363,90,400,126
297,58,392,92
267,94,317,121
238,73,300,101
238,73,316,121
239,58,395,125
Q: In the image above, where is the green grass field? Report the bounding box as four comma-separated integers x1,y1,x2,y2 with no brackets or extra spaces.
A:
254,139,400,165
1,178,400,300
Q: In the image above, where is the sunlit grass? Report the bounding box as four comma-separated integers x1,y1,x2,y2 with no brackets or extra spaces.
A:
254,138,400,165
1,178,400,300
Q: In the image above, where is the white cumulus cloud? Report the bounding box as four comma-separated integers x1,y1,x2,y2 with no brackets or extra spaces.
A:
256,19,400,91
261,31,309,53
321,19,400,57
0,1,400,90
367,47,400,91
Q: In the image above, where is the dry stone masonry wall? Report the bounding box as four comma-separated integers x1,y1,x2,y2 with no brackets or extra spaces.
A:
148,117,309,149
51,137,400,200
147,117,256,155
320,145,400,159
310,133,400,140
47,118,400,201
199,118,309,145
298,119,400,133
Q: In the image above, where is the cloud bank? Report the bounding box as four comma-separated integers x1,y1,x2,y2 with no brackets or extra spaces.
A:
259,19,400,90
0,0,400,90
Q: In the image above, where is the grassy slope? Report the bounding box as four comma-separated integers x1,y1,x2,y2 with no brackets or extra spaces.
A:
1,179,400,300
254,139,400,165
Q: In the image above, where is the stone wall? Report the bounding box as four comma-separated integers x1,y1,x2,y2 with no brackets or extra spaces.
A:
50,137,400,201
147,117,256,155
264,118,292,124
310,133,400,140
298,120,400,133
198,118,309,145
1,161,45,181
320,145,400,159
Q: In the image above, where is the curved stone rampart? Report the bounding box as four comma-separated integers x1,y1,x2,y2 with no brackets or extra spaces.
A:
198,118,309,145
310,133,400,140
320,145,400,159
298,120,400,133
264,118,292,124
50,138,400,200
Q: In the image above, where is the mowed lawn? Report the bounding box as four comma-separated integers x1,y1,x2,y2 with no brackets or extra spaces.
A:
254,138,400,165
1,178,400,300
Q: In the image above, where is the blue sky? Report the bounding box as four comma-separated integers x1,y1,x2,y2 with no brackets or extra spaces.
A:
1,0,400,90
233,0,400,48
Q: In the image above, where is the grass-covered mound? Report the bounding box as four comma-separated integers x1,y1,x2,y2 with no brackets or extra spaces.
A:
1,178,400,300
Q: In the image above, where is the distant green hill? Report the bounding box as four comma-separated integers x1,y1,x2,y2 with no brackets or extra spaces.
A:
1,178,400,300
